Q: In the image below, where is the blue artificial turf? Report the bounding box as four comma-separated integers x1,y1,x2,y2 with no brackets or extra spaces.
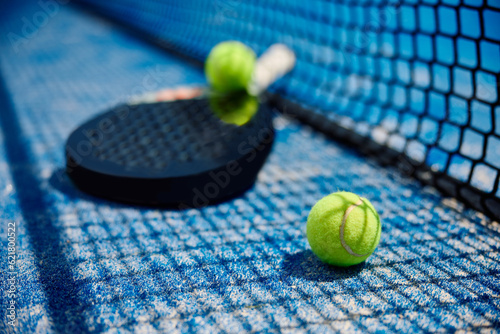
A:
1,2,500,333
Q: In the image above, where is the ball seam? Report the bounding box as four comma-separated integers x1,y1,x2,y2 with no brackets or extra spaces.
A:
339,197,371,257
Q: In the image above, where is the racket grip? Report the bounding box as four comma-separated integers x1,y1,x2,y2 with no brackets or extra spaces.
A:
248,44,296,96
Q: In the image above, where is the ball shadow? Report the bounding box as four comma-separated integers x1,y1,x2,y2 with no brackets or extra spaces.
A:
281,250,366,282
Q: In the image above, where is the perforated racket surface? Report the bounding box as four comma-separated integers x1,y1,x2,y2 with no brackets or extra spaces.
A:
65,91,275,207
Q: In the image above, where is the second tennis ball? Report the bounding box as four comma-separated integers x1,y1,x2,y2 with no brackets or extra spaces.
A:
307,191,382,267
209,91,258,126
205,41,256,93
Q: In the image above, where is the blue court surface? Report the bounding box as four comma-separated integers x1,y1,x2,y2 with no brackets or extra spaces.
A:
1,1,500,333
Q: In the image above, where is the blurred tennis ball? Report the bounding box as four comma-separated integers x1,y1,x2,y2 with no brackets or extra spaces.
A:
205,41,256,93
209,92,258,126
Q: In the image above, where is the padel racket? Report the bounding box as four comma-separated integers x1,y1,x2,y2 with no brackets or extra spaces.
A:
65,44,295,207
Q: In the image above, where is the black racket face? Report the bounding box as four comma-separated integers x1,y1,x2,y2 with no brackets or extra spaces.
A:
65,93,275,207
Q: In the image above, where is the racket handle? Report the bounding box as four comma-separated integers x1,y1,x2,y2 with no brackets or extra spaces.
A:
128,86,206,104
248,44,296,96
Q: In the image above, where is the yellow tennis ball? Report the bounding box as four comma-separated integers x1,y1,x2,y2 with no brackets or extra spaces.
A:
209,91,258,126
306,192,382,267
205,41,256,93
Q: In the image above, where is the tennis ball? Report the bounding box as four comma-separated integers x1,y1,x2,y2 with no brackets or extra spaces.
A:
306,191,381,267
205,41,256,93
209,91,258,126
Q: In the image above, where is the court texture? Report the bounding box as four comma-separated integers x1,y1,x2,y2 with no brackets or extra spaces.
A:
1,0,500,333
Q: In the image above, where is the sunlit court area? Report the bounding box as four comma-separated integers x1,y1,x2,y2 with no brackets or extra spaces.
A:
1,0,500,333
